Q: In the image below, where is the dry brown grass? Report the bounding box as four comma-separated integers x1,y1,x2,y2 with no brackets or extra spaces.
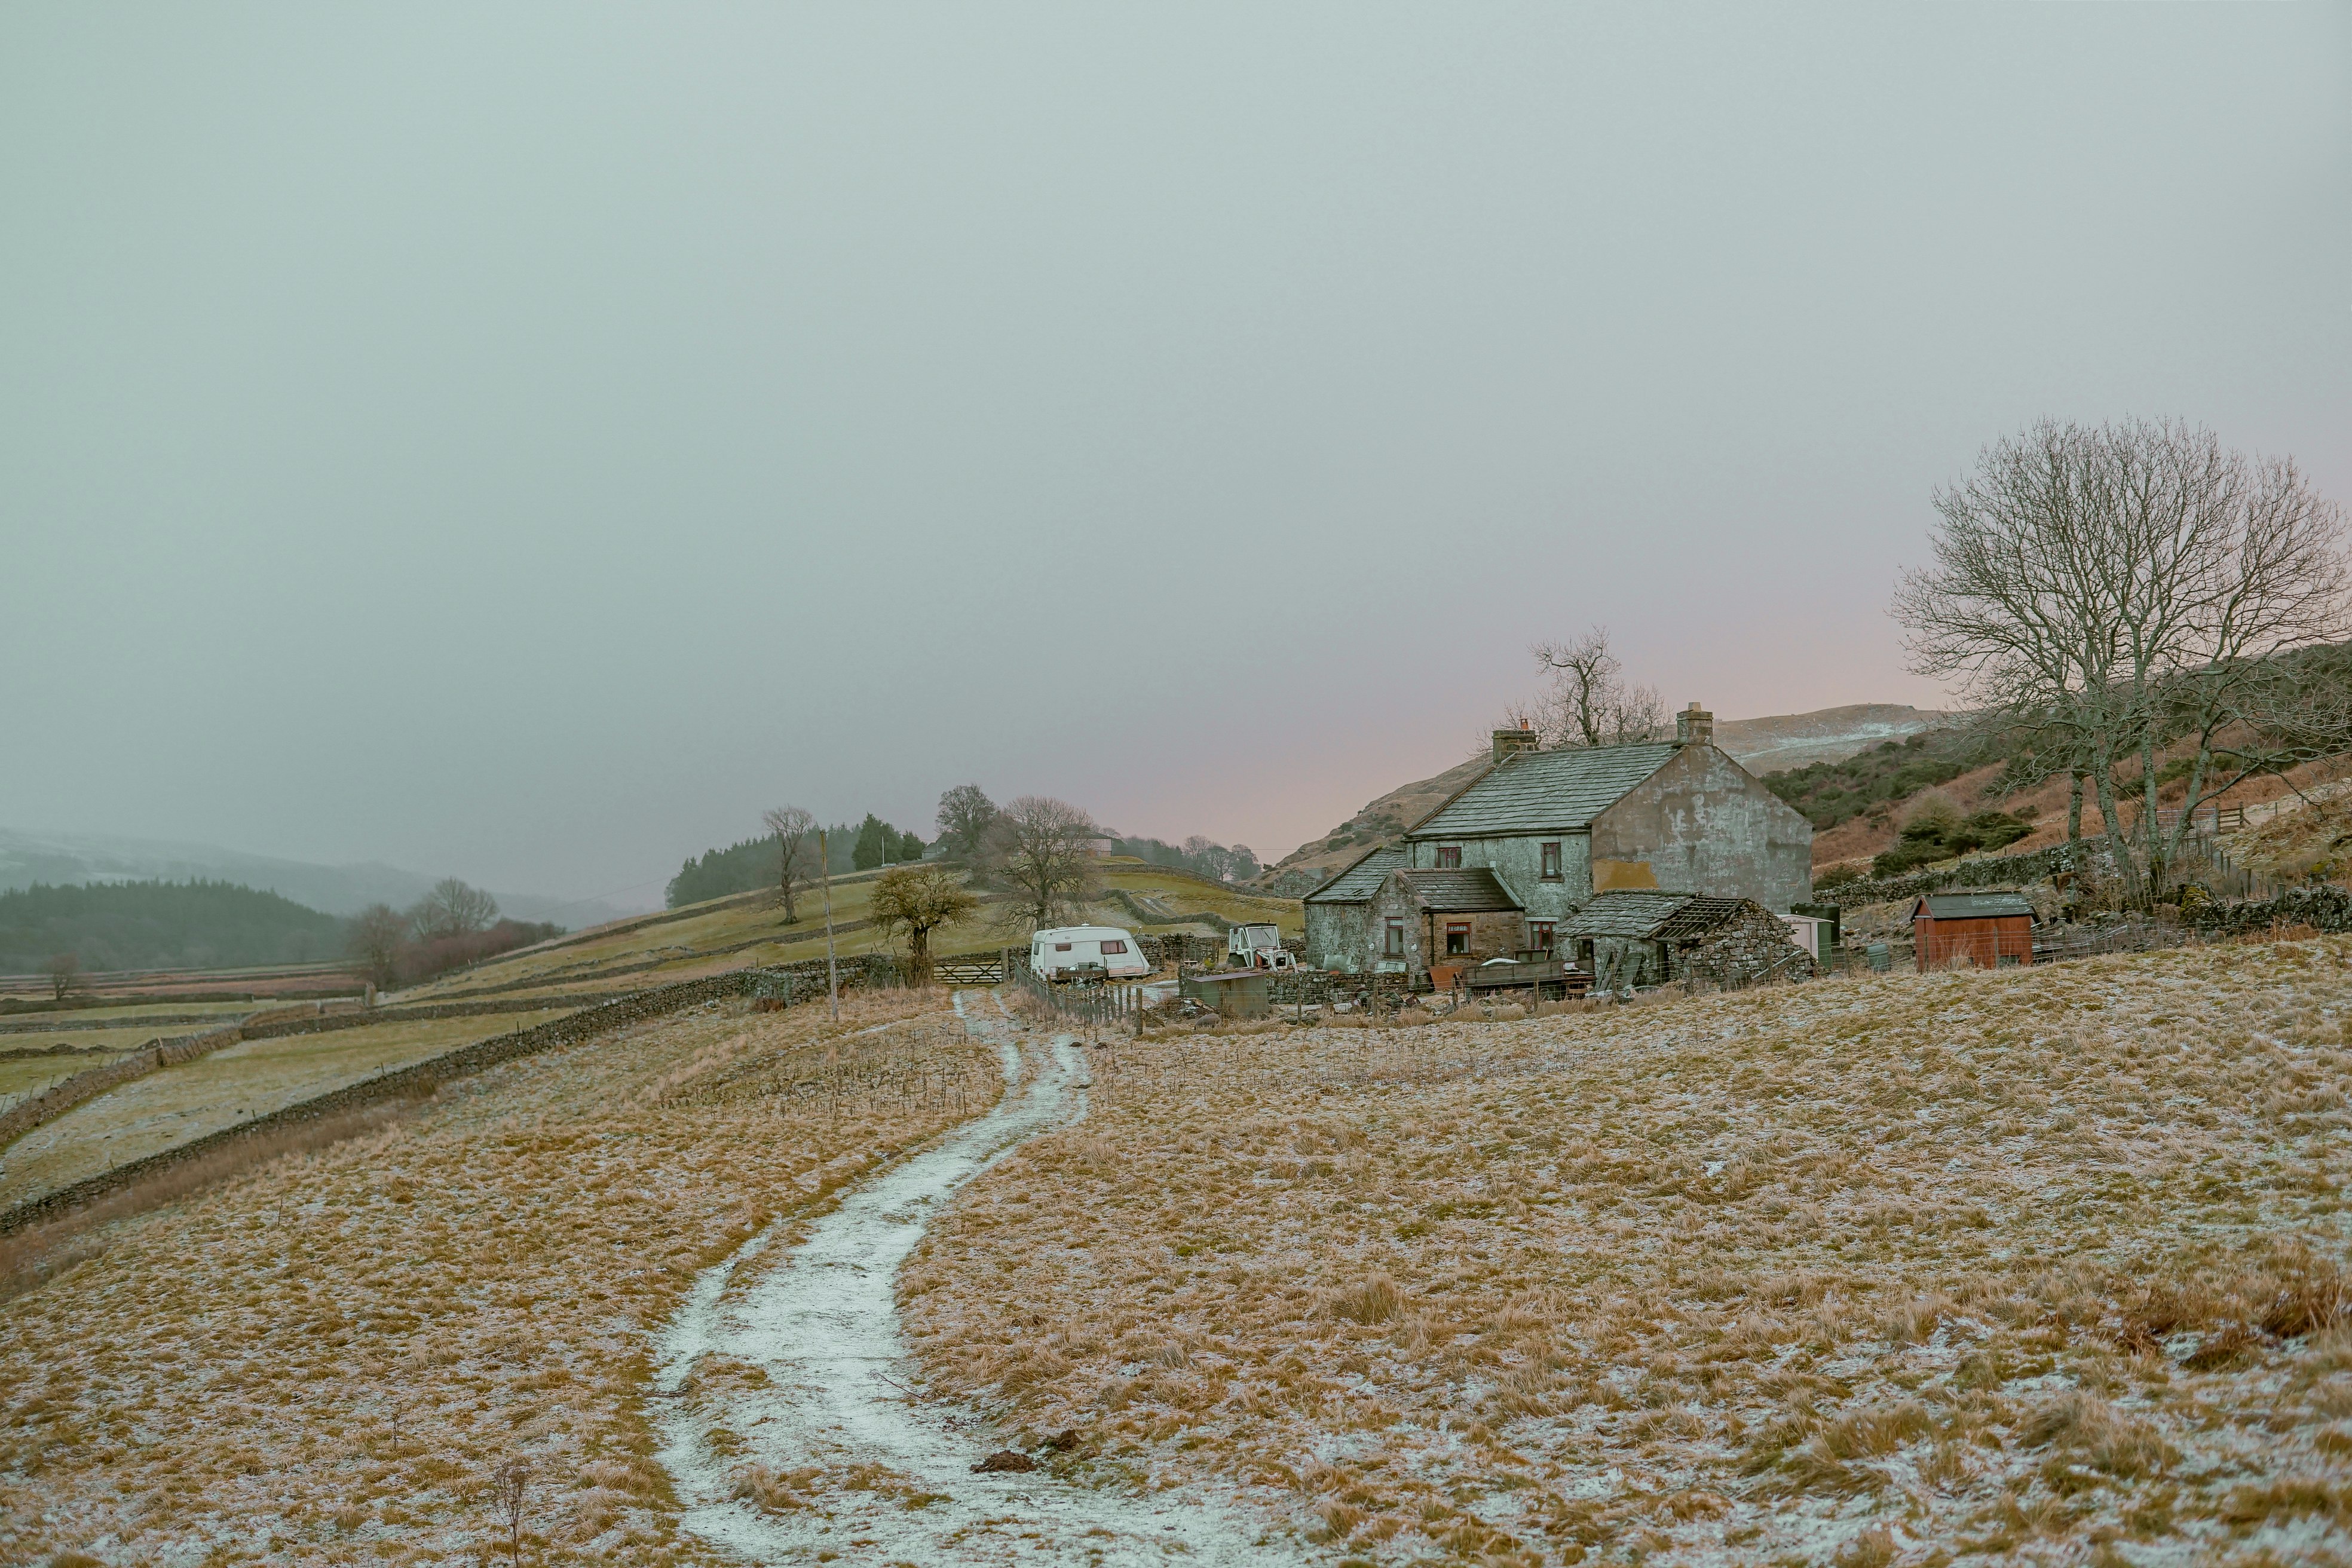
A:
1,987,996,1567
905,938,2352,1564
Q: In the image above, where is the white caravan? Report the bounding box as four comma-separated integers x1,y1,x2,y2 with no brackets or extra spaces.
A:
1029,925,1152,981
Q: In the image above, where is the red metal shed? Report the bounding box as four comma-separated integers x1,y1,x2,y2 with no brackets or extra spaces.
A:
1910,891,2035,971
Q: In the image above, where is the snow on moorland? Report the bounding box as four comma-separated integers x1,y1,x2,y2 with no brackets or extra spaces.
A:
904,939,2352,1565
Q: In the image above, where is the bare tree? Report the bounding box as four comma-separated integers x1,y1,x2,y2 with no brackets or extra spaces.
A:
44,953,82,1003
1893,417,2348,899
408,878,498,942
761,805,817,923
934,783,1000,863
987,795,1101,927
867,866,979,985
347,904,408,989
1511,627,1668,748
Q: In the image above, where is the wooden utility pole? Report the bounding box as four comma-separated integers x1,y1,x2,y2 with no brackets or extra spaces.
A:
819,828,840,1021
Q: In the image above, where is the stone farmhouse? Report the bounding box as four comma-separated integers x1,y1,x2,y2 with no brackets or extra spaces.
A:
1302,704,1812,979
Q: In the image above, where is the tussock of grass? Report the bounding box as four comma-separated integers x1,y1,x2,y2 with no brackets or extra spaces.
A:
1,988,994,1567
905,939,2352,1564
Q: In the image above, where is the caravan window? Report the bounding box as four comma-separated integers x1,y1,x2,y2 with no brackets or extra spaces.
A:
1054,942,1073,951
1100,941,1128,954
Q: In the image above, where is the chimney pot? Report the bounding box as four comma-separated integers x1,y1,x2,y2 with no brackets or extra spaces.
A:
1676,702,1714,748
1492,727,1541,763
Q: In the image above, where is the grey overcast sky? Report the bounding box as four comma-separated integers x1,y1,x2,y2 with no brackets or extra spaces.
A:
5,4,2348,909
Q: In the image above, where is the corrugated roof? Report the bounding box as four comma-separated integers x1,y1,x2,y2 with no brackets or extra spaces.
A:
1389,868,1522,912
1410,743,1680,838
1303,844,1408,904
1559,890,1695,939
1915,892,2035,920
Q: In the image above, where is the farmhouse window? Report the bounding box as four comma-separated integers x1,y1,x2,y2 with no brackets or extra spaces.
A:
1385,917,1406,957
1529,921,1555,953
1100,941,1128,954
1540,841,1562,879
1435,845,1462,869
1446,922,1471,956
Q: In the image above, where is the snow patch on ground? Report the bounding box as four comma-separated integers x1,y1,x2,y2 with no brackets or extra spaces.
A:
653,990,1301,1566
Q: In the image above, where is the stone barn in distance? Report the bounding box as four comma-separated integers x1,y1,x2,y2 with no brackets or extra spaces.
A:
1303,704,1814,978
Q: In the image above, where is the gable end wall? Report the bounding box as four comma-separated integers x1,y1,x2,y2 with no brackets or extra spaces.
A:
1588,746,1812,912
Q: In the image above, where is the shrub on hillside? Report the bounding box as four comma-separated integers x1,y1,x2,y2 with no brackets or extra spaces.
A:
1872,806,2034,878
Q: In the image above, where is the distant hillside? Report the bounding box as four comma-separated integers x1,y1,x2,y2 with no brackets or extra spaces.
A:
1257,755,1492,893
0,880,348,975
0,826,638,926
1712,704,1951,774
1258,703,1955,893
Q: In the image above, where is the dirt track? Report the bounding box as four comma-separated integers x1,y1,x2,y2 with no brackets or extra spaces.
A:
653,989,1302,1566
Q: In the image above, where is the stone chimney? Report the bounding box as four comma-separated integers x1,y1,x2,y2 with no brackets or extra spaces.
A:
1674,702,1714,748
1492,719,1540,764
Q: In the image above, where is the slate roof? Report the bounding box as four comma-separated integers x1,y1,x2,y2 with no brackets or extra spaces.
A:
1914,892,2035,920
1560,891,1752,942
1559,890,1695,939
1303,844,1408,904
1387,868,1522,912
1410,743,1680,838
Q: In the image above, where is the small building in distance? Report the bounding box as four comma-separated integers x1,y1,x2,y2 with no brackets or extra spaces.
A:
1560,891,1816,992
1909,891,2035,970
1364,866,1525,981
1301,844,1407,975
1300,704,1813,979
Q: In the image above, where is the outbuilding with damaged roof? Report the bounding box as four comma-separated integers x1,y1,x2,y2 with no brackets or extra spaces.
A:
1560,890,1815,992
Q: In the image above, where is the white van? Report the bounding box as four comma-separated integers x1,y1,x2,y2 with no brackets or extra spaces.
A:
1030,925,1151,981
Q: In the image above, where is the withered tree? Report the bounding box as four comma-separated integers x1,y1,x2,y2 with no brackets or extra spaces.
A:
44,952,83,1003
761,805,817,922
1509,626,1668,749
1893,417,2347,897
868,865,979,985
409,878,498,941
346,904,408,989
988,795,1101,927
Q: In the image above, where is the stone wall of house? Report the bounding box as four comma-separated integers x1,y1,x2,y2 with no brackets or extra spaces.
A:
1355,878,1530,981
1590,935,1667,992
1668,902,1818,990
1404,832,1591,923
1591,745,1814,912
1304,900,1371,972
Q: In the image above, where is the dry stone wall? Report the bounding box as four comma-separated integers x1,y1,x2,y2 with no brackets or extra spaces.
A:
0,968,824,1235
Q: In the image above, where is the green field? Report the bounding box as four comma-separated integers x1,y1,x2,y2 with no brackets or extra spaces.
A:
391,862,1307,1007
0,998,258,1029
0,1009,574,1208
0,1050,143,1108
